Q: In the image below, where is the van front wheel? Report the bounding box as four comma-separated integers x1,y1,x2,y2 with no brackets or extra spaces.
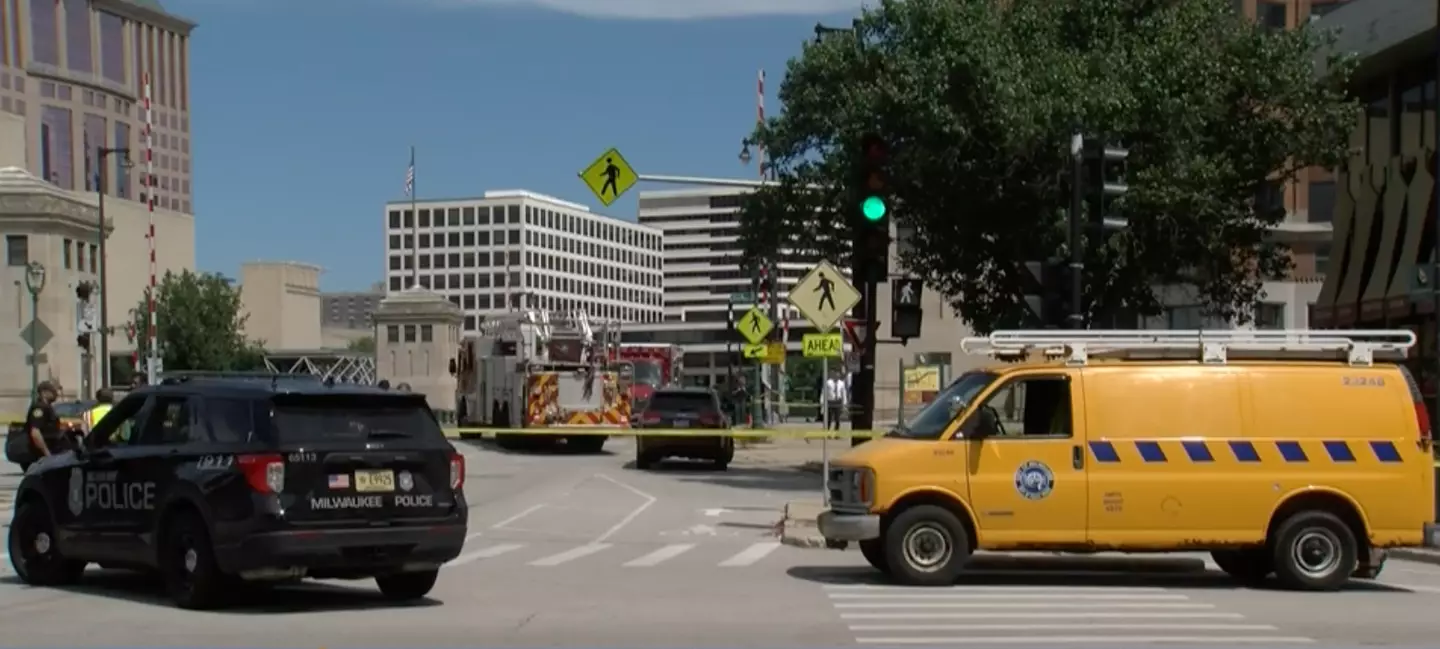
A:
1270,510,1357,592
883,505,970,586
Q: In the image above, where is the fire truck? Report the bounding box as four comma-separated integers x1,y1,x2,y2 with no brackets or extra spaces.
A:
455,309,632,451
610,343,682,408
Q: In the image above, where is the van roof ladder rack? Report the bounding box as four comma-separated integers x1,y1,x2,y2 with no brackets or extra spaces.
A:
958,329,1417,367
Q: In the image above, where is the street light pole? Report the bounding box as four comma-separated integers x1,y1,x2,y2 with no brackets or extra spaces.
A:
96,146,130,388
24,262,47,400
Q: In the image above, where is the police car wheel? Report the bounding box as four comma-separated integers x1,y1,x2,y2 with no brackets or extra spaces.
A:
161,513,227,610
883,505,970,587
8,501,85,586
1270,510,1358,592
375,569,439,601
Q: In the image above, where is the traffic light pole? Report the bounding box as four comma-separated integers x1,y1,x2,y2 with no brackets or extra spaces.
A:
851,254,877,445
1068,132,1085,329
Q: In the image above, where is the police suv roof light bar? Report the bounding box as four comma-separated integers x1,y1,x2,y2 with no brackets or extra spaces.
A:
958,329,1417,367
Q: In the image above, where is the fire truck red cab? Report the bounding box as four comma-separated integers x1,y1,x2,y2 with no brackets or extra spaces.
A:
612,343,681,406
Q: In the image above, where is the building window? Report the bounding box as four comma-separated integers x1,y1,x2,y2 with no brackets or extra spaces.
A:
1255,303,1285,329
89,244,96,272
386,325,400,343
420,325,433,342
419,209,430,228
1257,1,1287,29
389,277,402,291
99,12,126,84
403,325,416,342
1308,180,1334,223
64,0,92,73
389,210,401,229
1315,243,1332,275
62,238,72,268
5,235,28,266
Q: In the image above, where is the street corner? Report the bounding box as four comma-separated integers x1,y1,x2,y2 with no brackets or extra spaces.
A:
780,498,828,549
1392,548,1440,567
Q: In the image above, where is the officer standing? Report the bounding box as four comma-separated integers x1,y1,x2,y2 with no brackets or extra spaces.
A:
84,388,115,434
24,380,69,459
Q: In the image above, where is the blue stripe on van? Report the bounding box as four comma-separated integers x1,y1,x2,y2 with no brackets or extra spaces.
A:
1370,441,1403,463
1135,441,1167,462
1182,441,1214,462
1323,441,1355,462
1089,441,1120,463
1229,441,1261,462
1276,441,1308,462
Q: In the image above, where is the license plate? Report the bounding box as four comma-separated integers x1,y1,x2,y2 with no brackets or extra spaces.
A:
673,420,689,428
354,469,395,492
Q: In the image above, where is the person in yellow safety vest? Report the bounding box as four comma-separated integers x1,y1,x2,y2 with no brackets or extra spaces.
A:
84,388,115,439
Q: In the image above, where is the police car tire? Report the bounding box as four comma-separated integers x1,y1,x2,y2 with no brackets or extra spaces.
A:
162,514,227,610
8,501,85,586
376,569,439,601
883,505,970,587
1270,510,1358,592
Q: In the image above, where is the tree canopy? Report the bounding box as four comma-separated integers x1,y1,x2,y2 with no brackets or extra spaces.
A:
740,0,1357,332
130,270,267,373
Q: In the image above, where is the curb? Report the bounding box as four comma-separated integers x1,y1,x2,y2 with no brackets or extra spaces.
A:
1391,549,1440,566
780,521,828,548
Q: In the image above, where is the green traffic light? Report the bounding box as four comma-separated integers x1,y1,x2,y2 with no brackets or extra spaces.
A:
862,196,887,221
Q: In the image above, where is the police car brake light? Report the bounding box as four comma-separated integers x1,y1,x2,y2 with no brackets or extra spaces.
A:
449,452,465,490
239,454,285,494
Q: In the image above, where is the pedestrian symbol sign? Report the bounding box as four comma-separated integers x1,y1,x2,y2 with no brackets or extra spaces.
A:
790,260,860,332
737,307,773,345
578,147,638,206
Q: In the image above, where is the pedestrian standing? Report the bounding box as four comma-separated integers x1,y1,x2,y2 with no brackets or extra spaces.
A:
824,373,847,431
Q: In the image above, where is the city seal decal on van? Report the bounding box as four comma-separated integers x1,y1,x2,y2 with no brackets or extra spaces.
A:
1014,461,1054,500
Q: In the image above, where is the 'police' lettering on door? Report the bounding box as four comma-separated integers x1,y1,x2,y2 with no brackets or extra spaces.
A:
85,470,156,510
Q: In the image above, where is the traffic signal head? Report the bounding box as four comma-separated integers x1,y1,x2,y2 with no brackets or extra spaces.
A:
858,132,889,223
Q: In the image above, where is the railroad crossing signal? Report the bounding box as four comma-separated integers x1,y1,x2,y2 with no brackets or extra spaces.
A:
790,260,860,332
736,307,773,345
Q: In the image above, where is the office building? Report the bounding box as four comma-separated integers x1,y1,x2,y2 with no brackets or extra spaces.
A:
383,190,664,333
322,283,384,330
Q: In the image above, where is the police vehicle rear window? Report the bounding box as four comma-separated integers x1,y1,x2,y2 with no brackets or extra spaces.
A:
269,395,444,443
648,392,718,414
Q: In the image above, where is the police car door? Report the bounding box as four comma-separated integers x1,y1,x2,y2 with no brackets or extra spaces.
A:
65,392,159,563
103,393,200,553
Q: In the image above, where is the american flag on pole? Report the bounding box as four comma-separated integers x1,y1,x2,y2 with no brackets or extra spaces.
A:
404,147,415,197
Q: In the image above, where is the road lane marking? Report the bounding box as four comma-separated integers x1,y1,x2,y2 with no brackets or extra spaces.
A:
529,543,612,566
623,543,695,567
834,603,1218,609
490,503,547,530
854,636,1313,644
591,474,656,544
828,593,1191,601
718,541,780,567
849,624,1280,632
823,584,1171,592
840,612,1247,620
449,543,525,566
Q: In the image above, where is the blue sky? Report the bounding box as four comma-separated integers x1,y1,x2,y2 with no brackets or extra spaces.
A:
168,0,866,291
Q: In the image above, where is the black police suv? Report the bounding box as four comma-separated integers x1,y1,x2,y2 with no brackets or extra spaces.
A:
6,375,468,609
633,387,733,470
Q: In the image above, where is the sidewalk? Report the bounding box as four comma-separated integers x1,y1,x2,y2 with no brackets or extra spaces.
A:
1393,548,1440,566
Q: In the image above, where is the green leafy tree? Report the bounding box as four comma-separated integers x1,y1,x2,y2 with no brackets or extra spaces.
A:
741,0,1357,332
130,270,267,372
347,335,376,354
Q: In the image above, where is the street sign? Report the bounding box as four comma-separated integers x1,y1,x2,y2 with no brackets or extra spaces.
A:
742,343,768,359
25,353,47,365
729,292,755,304
578,147,638,206
736,307,773,345
893,278,922,308
763,343,786,365
19,318,53,350
842,318,869,346
802,333,843,358
789,260,860,332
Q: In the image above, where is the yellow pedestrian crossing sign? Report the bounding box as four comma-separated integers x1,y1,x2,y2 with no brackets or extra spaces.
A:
802,333,843,358
789,260,860,332
578,147,638,206
742,343,768,359
737,307,773,345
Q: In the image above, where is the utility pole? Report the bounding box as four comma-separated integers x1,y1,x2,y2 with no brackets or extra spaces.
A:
96,146,130,388
1068,132,1084,328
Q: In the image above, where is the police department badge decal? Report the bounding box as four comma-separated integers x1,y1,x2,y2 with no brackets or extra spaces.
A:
67,467,84,516
1014,461,1054,500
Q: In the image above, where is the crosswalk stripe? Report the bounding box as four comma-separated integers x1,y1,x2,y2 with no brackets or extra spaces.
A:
834,603,1218,610
829,593,1190,601
823,584,1169,592
855,636,1313,644
529,543,611,566
718,541,780,567
450,543,525,566
624,543,695,567
849,624,1281,632
841,612,1248,620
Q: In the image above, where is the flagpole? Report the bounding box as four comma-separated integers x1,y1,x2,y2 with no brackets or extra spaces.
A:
409,145,418,289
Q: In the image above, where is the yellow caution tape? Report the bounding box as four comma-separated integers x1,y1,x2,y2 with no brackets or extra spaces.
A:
443,427,887,440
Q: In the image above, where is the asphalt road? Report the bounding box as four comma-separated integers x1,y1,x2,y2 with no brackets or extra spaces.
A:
1,439,1439,647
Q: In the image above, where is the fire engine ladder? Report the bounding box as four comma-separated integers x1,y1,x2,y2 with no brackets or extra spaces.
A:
959,329,1417,367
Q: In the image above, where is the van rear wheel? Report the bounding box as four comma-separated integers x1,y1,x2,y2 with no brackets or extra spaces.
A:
883,505,970,586
1211,549,1271,584
1270,510,1357,592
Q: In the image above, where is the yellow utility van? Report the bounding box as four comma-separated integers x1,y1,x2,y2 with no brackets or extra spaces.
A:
818,329,1437,591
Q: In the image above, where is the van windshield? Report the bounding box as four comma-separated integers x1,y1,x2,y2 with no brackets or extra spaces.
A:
891,371,997,440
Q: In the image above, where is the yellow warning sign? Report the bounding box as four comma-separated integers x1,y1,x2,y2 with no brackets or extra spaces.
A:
578,147,638,206
742,343,768,359
764,343,786,365
802,333,843,358
789,260,860,332
737,307,773,345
